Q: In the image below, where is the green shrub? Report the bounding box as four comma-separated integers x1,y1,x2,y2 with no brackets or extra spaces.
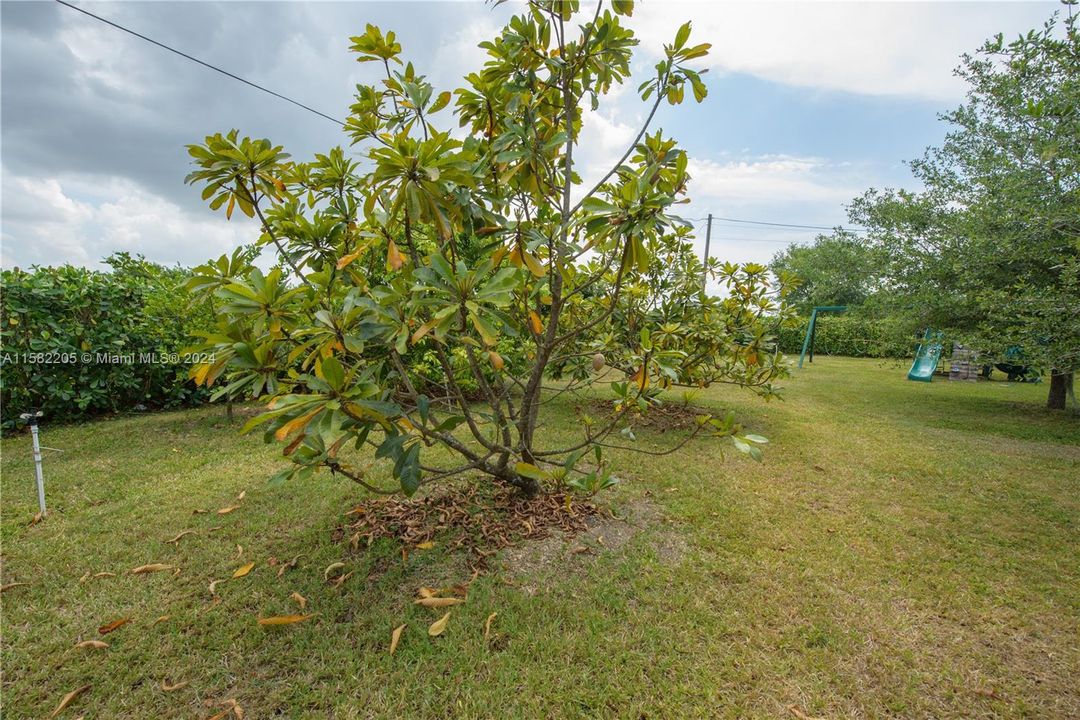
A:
776,315,919,359
0,253,212,429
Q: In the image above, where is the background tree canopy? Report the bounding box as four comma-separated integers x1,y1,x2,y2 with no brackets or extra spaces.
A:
779,7,1078,408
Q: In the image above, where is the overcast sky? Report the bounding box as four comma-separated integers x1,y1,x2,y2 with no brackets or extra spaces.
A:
0,0,1062,273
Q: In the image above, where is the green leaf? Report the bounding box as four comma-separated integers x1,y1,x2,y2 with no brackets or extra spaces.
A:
515,462,552,481
319,356,345,391
674,21,691,51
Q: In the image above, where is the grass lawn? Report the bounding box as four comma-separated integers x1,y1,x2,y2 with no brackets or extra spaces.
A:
2,357,1078,719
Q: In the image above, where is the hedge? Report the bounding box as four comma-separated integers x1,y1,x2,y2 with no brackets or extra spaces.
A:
0,254,211,430
775,315,920,359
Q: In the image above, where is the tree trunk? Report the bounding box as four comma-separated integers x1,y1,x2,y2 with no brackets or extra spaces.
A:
1047,370,1072,410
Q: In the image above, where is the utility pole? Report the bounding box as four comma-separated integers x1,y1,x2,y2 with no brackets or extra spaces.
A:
702,213,713,294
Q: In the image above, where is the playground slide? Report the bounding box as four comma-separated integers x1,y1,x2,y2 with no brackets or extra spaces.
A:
907,333,943,382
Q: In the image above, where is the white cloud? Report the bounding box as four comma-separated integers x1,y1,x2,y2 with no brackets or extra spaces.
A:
1,173,255,269
687,154,861,205
627,1,1058,101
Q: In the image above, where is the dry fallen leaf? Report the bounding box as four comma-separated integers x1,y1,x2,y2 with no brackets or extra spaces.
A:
50,685,90,717
208,579,221,597
257,614,313,626
417,586,437,599
414,597,463,608
428,611,451,637
74,640,109,650
151,615,171,627
192,509,209,515
236,490,246,502
415,541,435,550
330,572,354,589
132,563,173,574
161,679,188,692
389,623,406,655
232,562,255,579
290,592,307,610
79,572,91,583
277,554,302,578
164,529,197,544
93,572,116,579
235,544,243,558
98,617,131,635
1,582,28,593
323,562,346,580
786,706,825,720
30,512,43,526
483,612,498,641
216,506,239,515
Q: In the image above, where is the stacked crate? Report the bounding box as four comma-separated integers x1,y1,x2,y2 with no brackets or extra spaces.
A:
949,343,981,381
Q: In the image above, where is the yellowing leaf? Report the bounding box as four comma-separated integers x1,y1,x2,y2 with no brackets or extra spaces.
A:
523,250,546,278
131,563,173,574
415,541,435,550
274,407,321,442
290,592,307,610
484,612,498,641
528,310,543,335
74,640,109,650
232,562,255,579
488,351,505,371
386,238,404,271
161,679,188,692
414,597,464,608
49,684,90,717
389,623,406,655
257,614,313,626
428,611,451,637
216,505,239,515
98,617,131,635
336,249,363,270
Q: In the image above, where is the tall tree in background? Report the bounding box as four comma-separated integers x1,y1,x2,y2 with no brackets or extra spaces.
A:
849,6,1079,409
769,231,886,314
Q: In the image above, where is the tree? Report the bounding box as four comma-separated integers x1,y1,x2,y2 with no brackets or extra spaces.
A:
184,0,794,497
769,231,886,314
848,7,1079,409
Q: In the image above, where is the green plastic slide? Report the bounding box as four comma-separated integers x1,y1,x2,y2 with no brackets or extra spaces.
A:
908,330,943,382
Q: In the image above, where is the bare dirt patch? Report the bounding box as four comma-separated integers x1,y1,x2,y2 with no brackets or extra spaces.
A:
500,496,686,592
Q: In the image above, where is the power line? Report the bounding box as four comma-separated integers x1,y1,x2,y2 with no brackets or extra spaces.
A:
54,0,346,127
689,214,867,233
